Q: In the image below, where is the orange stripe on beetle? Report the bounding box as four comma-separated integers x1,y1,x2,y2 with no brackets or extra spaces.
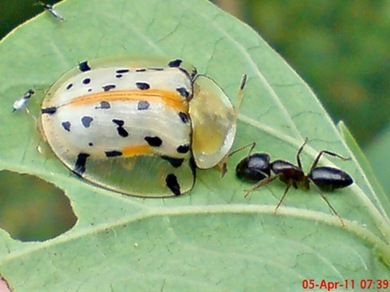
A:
68,90,188,112
121,144,153,157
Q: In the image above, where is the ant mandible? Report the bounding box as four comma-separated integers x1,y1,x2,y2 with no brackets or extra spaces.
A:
235,138,353,225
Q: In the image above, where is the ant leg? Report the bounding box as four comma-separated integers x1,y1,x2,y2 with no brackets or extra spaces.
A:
310,150,351,172
309,178,345,226
319,193,345,227
296,137,309,170
244,174,279,198
274,180,293,213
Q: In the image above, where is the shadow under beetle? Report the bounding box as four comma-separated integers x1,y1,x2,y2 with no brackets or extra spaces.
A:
235,138,353,225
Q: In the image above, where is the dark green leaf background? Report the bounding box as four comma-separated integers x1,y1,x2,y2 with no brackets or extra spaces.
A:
0,0,389,290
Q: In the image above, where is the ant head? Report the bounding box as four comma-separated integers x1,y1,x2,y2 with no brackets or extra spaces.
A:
236,153,271,182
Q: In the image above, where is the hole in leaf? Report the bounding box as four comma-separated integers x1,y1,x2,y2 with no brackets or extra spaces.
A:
0,276,11,292
0,170,77,241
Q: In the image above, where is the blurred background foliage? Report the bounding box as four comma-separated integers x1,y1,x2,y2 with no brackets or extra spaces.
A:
214,0,390,195
215,0,390,147
0,0,389,240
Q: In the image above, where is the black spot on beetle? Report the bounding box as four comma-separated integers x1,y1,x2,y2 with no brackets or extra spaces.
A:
61,121,71,132
95,101,111,109
66,83,73,90
116,69,129,74
176,144,190,154
176,87,190,98
144,136,162,147
102,84,116,91
168,59,182,68
88,142,93,146
82,78,91,85
148,67,164,71
105,150,123,157
166,174,181,196
81,116,93,128
178,112,189,124
115,74,123,78
112,119,124,127
137,100,150,110
79,61,91,72
136,82,150,90
41,107,57,115
161,156,184,168
117,127,128,137
136,68,146,72
73,153,90,176
112,119,128,137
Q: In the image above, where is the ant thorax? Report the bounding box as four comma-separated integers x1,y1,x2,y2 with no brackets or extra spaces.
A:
271,160,309,190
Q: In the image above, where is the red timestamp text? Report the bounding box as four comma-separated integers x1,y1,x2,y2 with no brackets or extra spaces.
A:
302,278,389,291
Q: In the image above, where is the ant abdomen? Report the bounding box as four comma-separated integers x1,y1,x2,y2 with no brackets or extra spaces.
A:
309,166,353,191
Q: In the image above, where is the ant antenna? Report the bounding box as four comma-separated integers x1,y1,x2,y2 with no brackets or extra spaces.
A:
228,142,256,159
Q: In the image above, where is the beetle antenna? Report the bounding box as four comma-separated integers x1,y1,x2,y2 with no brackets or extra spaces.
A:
234,74,247,117
218,74,248,177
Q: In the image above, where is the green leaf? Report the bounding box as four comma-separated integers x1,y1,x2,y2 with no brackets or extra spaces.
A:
338,122,390,207
364,125,390,196
0,0,389,290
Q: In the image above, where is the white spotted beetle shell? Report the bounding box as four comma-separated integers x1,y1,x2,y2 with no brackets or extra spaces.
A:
41,56,237,197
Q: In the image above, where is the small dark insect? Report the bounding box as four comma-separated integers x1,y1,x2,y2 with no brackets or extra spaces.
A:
35,1,64,21
235,138,353,225
12,89,35,113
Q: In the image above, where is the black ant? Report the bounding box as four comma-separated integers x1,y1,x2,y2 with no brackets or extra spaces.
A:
35,2,64,21
235,138,353,225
